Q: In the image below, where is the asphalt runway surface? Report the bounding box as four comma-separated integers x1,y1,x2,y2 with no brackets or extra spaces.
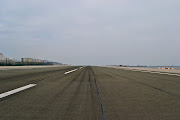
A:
0,66,180,120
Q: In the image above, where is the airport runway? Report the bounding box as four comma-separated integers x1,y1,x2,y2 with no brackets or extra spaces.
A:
0,66,180,120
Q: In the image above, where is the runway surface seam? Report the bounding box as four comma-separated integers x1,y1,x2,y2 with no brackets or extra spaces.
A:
91,68,108,120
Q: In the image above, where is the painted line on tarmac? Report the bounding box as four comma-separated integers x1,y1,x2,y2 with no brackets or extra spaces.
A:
124,69,180,77
64,69,78,75
0,84,36,99
158,73,169,74
79,67,83,69
149,72,161,74
153,72,180,76
167,74,180,76
141,71,152,72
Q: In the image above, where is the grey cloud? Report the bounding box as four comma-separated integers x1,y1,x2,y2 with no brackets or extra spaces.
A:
0,0,180,65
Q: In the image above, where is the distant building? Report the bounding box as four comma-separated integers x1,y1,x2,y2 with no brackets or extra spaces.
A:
0,53,62,65
21,58,61,65
0,53,19,64
0,53,6,60
21,58,47,63
0,53,7,63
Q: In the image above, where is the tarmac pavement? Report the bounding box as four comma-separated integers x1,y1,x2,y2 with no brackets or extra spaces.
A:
0,66,179,120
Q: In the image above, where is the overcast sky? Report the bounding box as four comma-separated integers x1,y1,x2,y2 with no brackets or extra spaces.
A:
0,0,180,65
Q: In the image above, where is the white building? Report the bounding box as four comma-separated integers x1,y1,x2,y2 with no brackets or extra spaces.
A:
0,53,6,60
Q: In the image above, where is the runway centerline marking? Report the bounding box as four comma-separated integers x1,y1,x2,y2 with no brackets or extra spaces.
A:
0,84,36,99
79,67,83,69
64,69,78,75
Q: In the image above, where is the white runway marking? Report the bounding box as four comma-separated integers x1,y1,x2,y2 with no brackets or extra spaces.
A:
79,67,83,69
158,73,169,74
0,84,36,99
167,74,180,76
64,69,78,75
123,69,180,77
149,72,161,74
141,71,151,72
